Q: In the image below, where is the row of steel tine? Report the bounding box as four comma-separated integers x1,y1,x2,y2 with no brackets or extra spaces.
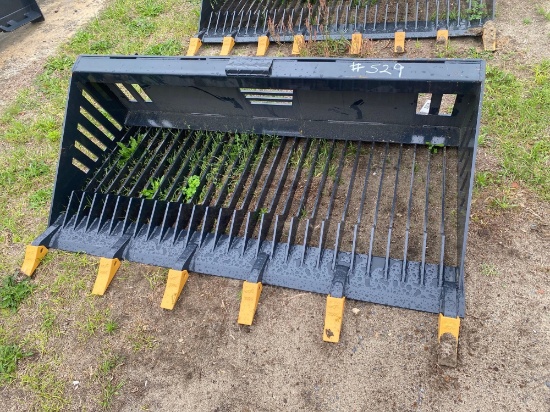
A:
204,0,487,36
65,127,454,287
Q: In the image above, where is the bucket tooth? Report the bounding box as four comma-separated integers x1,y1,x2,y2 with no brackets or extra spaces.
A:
20,245,48,276
161,269,189,310
220,36,235,56
256,35,270,56
437,314,461,367
237,281,262,325
92,258,121,295
350,32,362,55
436,29,449,46
187,37,202,56
394,31,406,53
291,34,305,55
482,20,497,51
323,296,345,343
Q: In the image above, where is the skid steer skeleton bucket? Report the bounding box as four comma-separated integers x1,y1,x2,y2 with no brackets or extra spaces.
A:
23,56,484,353
189,0,495,55
0,0,44,32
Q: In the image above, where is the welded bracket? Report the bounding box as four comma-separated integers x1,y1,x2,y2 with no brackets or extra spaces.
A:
323,264,349,343
350,32,362,55
92,258,121,295
20,245,48,277
237,253,269,325
257,34,270,56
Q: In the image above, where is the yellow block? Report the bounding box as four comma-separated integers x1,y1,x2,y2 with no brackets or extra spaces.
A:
394,31,406,53
186,37,202,56
237,281,262,325
323,296,345,343
291,34,305,55
438,313,460,341
436,29,449,46
350,32,362,55
161,269,189,310
92,258,121,296
220,36,235,56
20,245,48,276
256,35,270,56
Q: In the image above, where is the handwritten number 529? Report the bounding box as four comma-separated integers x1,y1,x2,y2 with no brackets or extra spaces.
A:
364,63,404,78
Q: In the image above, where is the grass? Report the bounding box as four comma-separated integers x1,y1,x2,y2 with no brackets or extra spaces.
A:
483,62,550,201
0,275,36,312
0,343,31,384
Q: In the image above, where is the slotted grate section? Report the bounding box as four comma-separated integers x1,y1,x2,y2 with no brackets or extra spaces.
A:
45,127,464,315
198,0,495,43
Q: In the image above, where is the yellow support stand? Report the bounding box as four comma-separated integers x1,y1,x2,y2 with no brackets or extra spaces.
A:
20,245,48,276
92,258,121,296
160,269,189,310
256,35,270,56
187,38,203,56
394,31,406,53
323,296,345,343
291,34,305,55
350,32,362,55
237,281,262,325
220,36,235,56
436,29,449,46
437,314,461,367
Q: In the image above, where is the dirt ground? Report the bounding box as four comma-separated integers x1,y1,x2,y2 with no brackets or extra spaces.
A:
0,0,106,112
1,0,549,411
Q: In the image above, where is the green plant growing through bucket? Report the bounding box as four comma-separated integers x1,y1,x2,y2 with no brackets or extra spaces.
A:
140,177,163,199
183,175,200,202
116,135,143,166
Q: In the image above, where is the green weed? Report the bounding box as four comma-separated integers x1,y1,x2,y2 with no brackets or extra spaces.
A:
0,344,31,384
0,275,36,312
480,263,499,277
101,381,125,409
104,319,119,334
141,177,163,199
29,188,51,209
537,7,550,21
183,175,201,202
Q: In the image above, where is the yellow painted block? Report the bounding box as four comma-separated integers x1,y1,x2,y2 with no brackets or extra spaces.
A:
291,34,305,55
256,35,270,56
436,29,449,46
394,31,406,53
187,38,202,56
438,313,460,341
20,245,48,276
350,32,362,55
323,296,345,343
161,269,189,310
92,258,121,295
237,281,262,325
220,36,235,56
